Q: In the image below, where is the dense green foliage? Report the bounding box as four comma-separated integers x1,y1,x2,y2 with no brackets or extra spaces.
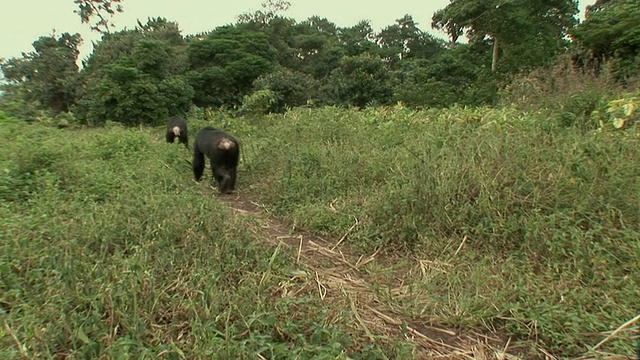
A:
432,0,579,72
1,33,82,113
73,18,194,125
393,44,497,108
2,0,639,125
187,25,277,108
571,0,640,80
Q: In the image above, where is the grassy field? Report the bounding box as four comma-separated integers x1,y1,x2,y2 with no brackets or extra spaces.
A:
0,105,638,359
0,114,413,359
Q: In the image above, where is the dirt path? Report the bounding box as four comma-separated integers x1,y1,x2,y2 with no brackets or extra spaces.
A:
216,191,524,360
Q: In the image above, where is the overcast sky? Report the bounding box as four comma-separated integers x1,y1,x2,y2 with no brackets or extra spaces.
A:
1,0,596,64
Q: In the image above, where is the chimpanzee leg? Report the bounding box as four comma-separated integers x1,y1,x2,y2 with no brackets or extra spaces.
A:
209,159,219,187
228,167,237,191
192,147,206,182
212,166,233,193
179,129,189,149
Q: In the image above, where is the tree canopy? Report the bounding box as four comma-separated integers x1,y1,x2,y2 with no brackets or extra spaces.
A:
74,0,124,33
1,32,82,113
432,0,579,72
0,0,637,125
571,0,640,78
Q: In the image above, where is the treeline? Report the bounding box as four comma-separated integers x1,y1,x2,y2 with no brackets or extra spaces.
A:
1,0,639,126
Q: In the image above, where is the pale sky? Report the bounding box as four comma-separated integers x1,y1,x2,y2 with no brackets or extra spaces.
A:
1,0,596,64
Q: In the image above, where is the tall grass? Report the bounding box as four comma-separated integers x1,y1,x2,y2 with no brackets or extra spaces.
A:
1,102,638,357
0,112,411,359
241,105,639,357
501,55,640,130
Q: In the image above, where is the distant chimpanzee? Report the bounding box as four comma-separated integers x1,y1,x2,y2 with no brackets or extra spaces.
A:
165,116,189,149
192,126,240,194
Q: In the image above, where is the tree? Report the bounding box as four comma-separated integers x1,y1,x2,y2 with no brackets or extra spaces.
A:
321,53,394,107
73,18,193,125
252,66,320,112
393,44,497,108
75,57,194,126
186,25,276,108
82,17,186,71
289,17,344,79
74,0,124,33
377,15,445,65
432,0,579,73
235,0,298,68
338,20,379,57
237,0,291,26
571,0,640,78
1,32,82,113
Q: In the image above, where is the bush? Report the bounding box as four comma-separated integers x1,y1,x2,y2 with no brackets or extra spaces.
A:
591,92,640,130
501,56,636,130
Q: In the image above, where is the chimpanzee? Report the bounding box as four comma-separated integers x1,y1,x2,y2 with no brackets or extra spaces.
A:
192,126,240,194
165,116,189,149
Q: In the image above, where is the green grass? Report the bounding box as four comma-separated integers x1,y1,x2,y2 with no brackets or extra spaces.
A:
1,104,638,358
239,105,640,357
0,113,411,359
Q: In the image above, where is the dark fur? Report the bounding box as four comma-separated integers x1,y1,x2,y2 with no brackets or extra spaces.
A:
165,116,189,149
193,126,240,194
